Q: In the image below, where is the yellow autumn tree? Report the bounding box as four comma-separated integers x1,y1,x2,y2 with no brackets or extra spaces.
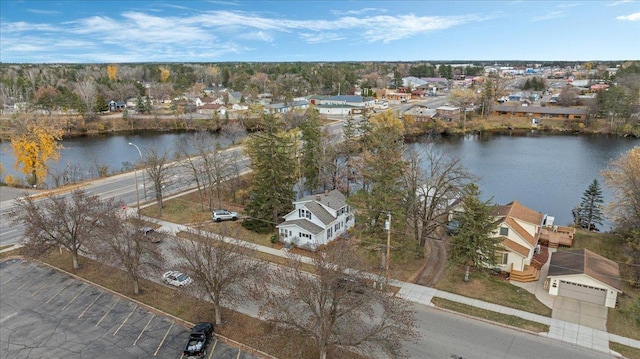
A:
11,117,63,186
159,67,171,82
106,65,118,80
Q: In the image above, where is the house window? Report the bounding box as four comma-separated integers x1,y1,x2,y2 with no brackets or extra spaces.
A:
497,252,508,265
499,227,509,236
327,228,333,239
298,209,312,219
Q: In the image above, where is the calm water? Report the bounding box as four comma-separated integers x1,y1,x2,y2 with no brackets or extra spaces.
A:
409,132,639,228
1,131,638,228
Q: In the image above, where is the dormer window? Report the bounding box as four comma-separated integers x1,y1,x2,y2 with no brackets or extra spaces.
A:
499,227,509,236
298,208,312,219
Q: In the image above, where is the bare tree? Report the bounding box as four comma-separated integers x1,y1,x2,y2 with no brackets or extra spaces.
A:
172,227,267,325
143,146,172,217
95,215,164,294
220,120,247,146
257,241,419,359
74,80,97,114
404,143,476,248
8,189,118,269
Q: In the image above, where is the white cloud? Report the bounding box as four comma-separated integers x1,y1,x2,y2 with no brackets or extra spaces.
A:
607,0,634,6
299,32,346,44
531,11,564,22
237,31,274,42
616,12,640,20
331,7,387,16
26,9,61,15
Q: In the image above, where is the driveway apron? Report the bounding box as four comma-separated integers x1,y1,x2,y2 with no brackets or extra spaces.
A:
552,296,608,331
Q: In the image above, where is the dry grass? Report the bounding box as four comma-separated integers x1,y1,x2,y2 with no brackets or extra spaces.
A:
434,264,552,317
568,230,640,341
610,342,640,359
431,297,550,333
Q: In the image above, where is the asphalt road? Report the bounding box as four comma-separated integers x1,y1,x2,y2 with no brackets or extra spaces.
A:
408,304,614,359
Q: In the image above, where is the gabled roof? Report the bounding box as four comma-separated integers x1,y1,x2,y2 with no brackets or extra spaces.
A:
504,217,537,248
500,237,529,257
278,219,324,235
494,201,544,227
493,105,588,116
548,249,622,291
305,202,334,225
299,190,346,211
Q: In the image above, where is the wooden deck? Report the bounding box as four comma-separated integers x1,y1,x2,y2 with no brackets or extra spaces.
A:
509,264,540,283
539,225,575,248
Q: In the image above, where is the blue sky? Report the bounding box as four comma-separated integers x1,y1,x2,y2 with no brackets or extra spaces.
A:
1,1,639,63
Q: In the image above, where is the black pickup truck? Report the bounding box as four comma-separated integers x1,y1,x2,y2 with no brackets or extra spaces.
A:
183,322,214,358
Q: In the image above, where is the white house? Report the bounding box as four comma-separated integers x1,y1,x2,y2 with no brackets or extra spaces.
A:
491,201,545,281
547,249,622,308
276,190,354,250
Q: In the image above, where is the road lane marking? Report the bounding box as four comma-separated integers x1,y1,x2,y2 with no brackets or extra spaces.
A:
96,298,120,327
133,313,155,346
78,292,103,318
153,322,174,356
207,339,218,359
61,285,87,311
114,306,136,336
45,280,73,303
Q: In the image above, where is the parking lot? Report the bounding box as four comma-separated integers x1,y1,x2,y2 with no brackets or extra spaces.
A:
0,259,259,359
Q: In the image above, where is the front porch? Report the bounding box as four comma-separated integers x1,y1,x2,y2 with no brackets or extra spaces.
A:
509,264,540,282
539,225,575,248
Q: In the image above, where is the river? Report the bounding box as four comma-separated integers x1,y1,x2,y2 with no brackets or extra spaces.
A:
1,131,638,228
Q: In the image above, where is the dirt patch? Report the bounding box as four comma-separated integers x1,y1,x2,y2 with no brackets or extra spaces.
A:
413,239,449,287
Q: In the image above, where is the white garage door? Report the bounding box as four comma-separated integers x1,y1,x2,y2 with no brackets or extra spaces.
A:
558,280,606,305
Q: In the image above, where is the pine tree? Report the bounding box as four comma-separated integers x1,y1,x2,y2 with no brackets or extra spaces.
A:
577,179,605,231
448,184,501,282
242,114,297,233
299,107,323,194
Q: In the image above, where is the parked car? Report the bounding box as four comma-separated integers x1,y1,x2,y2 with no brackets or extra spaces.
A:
162,271,193,287
183,322,214,358
211,209,238,222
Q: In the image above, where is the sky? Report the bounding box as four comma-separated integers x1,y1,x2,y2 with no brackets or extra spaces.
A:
1,0,639,63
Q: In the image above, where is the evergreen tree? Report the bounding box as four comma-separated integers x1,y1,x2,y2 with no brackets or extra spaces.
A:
448,184,501,282
299,107,323,194
576,179,605,231
242,114,297,233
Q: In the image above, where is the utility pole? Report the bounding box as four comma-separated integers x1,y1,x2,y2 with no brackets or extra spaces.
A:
385,212,391,281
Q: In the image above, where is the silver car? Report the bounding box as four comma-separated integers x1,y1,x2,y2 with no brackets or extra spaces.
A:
162,271,193,287
211,209,238,222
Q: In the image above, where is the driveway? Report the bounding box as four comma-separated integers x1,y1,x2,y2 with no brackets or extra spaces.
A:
552,296,608,331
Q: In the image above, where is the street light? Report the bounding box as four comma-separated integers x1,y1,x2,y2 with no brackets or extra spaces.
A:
128,142,147,202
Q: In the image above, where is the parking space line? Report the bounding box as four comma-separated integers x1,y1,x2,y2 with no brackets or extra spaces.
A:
236,348,241,359
61,285,87,311
78,292,103,319
96,298,120,327
30,281,48,296
153,322,174,356
45,280,73,304
133,313,155,346
208,339,218,359
114,306,136,336
15,281,30,291
2,275,16,285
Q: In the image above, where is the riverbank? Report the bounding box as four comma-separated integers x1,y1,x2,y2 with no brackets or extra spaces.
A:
2,109,639,142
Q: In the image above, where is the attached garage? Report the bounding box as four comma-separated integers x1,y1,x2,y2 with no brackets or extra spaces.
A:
557,280,606,305
547,249,622,308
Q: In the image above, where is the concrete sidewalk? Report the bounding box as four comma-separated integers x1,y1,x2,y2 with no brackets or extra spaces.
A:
143,213,640,356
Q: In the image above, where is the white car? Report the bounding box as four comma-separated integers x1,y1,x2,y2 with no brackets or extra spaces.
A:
211,209,238,222
162,271,193,287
